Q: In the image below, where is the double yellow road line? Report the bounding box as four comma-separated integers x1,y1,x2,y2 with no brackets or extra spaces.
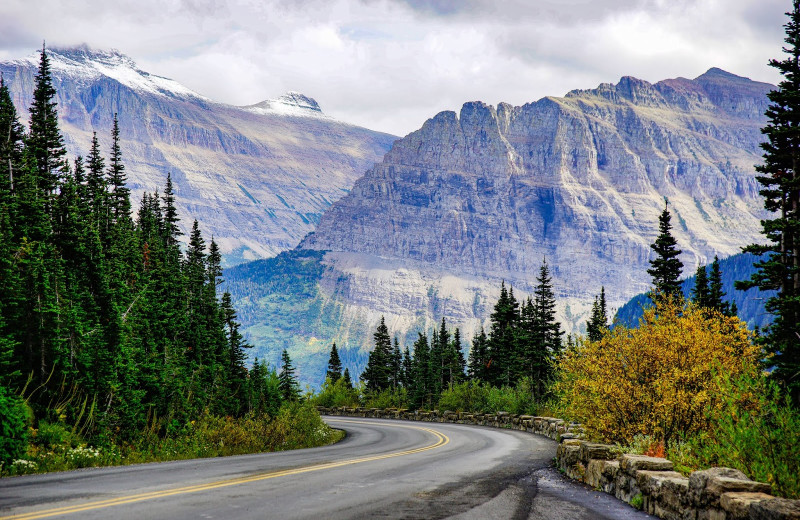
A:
1,419,449,520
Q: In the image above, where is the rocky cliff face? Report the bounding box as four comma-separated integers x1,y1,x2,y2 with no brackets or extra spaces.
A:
301,68,769,304
225,68,773,385
0,46,396,264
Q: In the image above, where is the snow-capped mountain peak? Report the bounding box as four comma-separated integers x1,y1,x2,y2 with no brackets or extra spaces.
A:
240,91,328,118
13,45,206,101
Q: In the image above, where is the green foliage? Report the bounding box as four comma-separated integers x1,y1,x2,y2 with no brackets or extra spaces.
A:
0,45,272,452
437,378,540,416
688,368,800,498
309,377,361,408
0,385,29,467
363,386,409,409
3,402,341,476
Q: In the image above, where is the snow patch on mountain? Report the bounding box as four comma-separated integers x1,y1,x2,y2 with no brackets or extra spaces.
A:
12,46,207,100
240,91,329,119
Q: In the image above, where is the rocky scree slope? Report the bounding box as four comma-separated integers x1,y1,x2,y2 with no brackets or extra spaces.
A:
225,68,773,385
0,46,397,265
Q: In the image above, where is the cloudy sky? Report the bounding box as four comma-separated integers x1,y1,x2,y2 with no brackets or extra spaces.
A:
0,0,788,136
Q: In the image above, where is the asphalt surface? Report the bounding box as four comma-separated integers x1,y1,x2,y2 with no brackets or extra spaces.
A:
0,417,652,519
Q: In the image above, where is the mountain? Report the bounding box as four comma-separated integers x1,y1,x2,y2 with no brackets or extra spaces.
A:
614,252,774,331
223,68,774,387
0,46,397,265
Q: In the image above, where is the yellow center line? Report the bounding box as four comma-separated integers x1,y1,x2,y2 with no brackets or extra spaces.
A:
1,420,449,520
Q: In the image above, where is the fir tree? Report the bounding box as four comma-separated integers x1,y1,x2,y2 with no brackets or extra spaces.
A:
391,337,402,388
26,44,67,205
708,256,734,315
586,287,608,342
410,333,431,408
326,342,343,382
530,260,563,395
0,76,25,195
692,264,711,308
647,203,683,298
342,367,353,389
401,346,413,388
468,326,489,381
361,317,392,391
486,281,519,386
737,0,800,404
278,349,299,401
107,114,131,223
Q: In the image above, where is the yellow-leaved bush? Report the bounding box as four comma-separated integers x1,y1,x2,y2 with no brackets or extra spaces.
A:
556,297,761,445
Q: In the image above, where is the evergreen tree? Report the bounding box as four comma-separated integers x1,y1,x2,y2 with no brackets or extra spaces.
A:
26,45,67,205
530,260,563,395
85,132,107,228
0,76,25,195
708,256,734,315
737,0,800,404
486,281,519,386
106,114,131,224
361,317,392,391
401,346,413,388
692,264,711,308
278,349,299,401
162,172,182,247
647,203,683,298
468,326,489,381
326,342,343,382
342,367,353,389
586,287,609,342
410,333,431,408
391,337,402,388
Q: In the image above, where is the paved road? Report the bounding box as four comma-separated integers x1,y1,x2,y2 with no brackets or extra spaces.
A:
0,417,651,519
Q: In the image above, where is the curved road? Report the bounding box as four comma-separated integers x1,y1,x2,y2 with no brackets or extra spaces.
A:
0,417,651,519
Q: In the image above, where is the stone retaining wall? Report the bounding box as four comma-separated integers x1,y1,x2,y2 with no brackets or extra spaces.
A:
317,406,800,520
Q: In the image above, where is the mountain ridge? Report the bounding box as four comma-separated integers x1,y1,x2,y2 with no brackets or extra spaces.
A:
1,46,398,265
225,66,774,386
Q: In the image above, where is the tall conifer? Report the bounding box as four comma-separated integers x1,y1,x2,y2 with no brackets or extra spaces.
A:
647,203,683,297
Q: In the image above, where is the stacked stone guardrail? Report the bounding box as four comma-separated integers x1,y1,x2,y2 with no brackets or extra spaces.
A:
318,406,800,520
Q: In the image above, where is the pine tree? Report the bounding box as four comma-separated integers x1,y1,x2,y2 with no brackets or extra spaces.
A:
401,346,413,388
586,287,609,342
326,342,343,382
707,256,734,315
410,333,431,409
647,203,683,298
0,76,25,195
737,0,800,404
162,172,182,247
85,132,107,229
278,349,299,401
361,317,392,391
26,44,67,206
342,367,353,389
391,337,402,388
692,264,711,308
530,260,563,395
107,114,131,224
486,281,519,386
468,326,489,381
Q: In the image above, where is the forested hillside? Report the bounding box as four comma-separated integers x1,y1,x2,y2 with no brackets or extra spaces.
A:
0,48,337,473
614,253,774,330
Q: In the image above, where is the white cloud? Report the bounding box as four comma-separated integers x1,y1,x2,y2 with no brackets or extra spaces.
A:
0,0,787,136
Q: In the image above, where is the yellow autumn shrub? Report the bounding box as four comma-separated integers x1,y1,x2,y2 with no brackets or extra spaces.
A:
556,297,761,445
